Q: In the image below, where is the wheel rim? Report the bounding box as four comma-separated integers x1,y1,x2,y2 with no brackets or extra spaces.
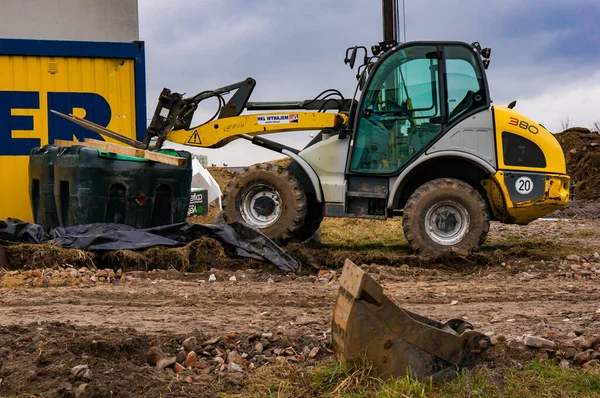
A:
424,201,470,246
240,184,282,228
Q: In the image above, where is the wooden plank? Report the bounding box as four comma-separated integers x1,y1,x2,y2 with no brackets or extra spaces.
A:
143,150,187,166
53,138,187,167
83,138,145,158
54,139,80,147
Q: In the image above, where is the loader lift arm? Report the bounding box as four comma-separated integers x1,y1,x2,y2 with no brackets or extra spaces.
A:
145,79,352,151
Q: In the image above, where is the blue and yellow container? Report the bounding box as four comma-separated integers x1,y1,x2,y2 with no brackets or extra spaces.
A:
0,38,146,221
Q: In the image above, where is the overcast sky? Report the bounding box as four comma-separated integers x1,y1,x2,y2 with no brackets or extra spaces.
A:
138,0,600,166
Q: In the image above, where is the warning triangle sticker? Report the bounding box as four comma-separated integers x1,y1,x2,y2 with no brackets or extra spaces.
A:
187,130,202,145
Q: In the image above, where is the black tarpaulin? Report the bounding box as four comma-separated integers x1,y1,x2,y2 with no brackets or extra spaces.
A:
0,219,300,273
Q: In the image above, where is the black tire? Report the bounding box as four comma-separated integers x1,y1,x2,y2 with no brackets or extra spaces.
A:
293,195,324,242
402,178,489,254
222,163,307,242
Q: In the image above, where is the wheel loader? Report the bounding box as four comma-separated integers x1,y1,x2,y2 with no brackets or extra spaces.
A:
56,1,569,255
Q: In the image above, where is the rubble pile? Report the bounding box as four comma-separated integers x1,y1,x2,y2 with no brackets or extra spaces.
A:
555,128,600,200
146,331,329,380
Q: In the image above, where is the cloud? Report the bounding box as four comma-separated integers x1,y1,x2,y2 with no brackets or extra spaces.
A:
517,71,600,132
138,0,600,166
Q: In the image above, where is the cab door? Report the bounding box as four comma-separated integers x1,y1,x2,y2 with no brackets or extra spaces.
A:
348,42,490,176
349,44,443,174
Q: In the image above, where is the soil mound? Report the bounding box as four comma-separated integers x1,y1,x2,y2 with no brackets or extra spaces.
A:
555,128,600,200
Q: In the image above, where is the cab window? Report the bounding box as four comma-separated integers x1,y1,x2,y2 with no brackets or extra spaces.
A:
351,45,442,173
444,46,487,122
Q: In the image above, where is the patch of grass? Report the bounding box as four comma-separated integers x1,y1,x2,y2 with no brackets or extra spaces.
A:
569,230,597,237
320,218,408,251
233,358,600,398
438,361,600,398
505,234,522,242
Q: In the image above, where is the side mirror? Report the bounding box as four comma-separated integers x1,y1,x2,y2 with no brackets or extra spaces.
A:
344,47,358,69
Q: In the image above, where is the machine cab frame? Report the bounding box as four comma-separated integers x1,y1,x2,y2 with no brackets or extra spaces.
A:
348,42,491,176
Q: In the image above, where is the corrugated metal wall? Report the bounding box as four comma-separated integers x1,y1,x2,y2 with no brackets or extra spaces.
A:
0,39,145,222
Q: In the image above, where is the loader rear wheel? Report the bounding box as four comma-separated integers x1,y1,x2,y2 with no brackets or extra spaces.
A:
222,163,307,242
403,178,489,254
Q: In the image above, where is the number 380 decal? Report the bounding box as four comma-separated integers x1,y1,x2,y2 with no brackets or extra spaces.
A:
509,117,539,134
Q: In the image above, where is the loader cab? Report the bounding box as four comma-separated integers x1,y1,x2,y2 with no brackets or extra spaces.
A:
349,42,490,175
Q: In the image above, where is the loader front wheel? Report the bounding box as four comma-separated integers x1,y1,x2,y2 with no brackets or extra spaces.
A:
403,178,489,254
222,163,307,242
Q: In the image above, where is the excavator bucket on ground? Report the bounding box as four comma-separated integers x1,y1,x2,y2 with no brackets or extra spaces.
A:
332,259,491,382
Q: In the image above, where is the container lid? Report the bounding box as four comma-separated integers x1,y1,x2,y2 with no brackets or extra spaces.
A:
97,149,181,163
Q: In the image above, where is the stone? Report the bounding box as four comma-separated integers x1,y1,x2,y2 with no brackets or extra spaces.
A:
284,348,295,356
594,252,600,260
184,376,193,383
563,347,577,359
227,350,244,366
31,269,42,277
214,357,225,365
71,364,92,381
582,360,600,369
262,332,273,339
523,335,556,349
573,336,593,350
174,363,184,373
317,269,330,277
566,254,581,262
497,335,507,342
74,383,88,398
229,276,237,282
254,342,264,354
559,359,570,369
228,362,243,373
156,356,177,370
203,336,220,346
267,278,275,283
182,336,198,352
146,346,165,365
96,270,108,278
208,274,217,282
69,269,79,278
583,262,593,269
570,264,582,271
574,330,584,337
573,350,593,365
184,351,199,368
89,275,97,283
176,351,186,364
193,358,211,370
308,347,320,359
116,269,123,277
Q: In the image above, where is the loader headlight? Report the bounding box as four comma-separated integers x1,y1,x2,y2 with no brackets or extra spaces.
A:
482,47,491,59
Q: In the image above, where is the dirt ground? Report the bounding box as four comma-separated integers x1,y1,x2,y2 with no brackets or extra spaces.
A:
1,217,600,397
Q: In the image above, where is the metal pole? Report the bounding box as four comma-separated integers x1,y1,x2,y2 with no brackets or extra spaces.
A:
382,0,399,42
